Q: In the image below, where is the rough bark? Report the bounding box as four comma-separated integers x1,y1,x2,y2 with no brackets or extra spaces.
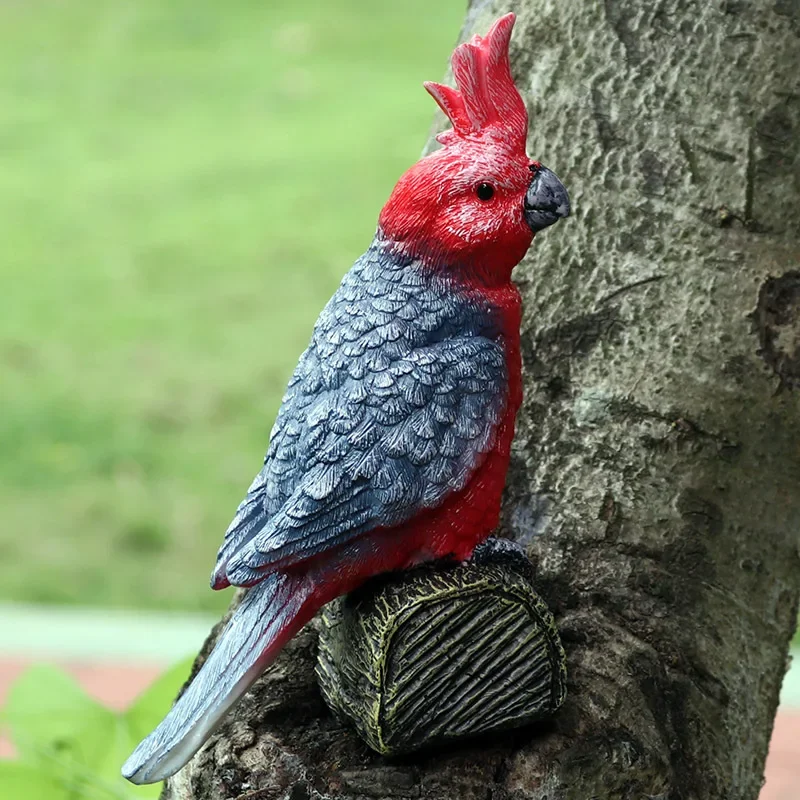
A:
162,1,800,798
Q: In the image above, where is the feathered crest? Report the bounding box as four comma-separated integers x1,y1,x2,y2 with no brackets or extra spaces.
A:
424,13,528,151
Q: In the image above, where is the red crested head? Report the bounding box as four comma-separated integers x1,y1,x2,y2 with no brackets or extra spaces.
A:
379,13,569,285
424,12,528,152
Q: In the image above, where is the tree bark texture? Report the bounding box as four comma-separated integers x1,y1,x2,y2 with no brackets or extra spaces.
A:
163,1,800,798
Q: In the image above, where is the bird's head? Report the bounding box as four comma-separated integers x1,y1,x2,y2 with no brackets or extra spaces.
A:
379,13,569,285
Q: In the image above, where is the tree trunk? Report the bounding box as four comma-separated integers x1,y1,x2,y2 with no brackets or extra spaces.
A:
163,1,800,798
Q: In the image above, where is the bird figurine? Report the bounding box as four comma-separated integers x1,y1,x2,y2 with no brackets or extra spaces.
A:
123,12,569,785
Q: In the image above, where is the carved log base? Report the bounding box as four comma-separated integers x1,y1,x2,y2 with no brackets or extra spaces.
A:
315,538,567,755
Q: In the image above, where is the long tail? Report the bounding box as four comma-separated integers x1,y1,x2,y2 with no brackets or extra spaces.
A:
122,572,316,785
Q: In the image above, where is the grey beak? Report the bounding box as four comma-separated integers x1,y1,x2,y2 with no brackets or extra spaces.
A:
524,166,570,233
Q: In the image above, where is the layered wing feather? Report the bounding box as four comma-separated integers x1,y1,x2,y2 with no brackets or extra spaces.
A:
212,243,508,588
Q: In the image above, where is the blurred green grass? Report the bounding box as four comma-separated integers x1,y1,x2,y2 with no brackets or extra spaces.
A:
0,0,464,612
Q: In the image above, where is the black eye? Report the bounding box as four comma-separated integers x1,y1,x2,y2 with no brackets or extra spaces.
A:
475,182,495,201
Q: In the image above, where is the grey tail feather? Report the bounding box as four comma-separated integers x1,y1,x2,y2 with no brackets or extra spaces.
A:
121,572,314,785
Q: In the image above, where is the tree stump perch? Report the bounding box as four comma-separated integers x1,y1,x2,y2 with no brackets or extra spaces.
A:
316,539,567,755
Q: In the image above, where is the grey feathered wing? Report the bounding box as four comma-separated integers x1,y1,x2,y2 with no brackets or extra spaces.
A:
122,247,510,785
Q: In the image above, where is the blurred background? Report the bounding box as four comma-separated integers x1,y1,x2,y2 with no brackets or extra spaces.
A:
0,1,796,798
1,0,465,614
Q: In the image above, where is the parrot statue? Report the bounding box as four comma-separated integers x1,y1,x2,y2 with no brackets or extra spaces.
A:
122,12,569,785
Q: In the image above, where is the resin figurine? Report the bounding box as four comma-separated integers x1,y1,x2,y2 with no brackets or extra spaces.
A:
123,13,569,785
